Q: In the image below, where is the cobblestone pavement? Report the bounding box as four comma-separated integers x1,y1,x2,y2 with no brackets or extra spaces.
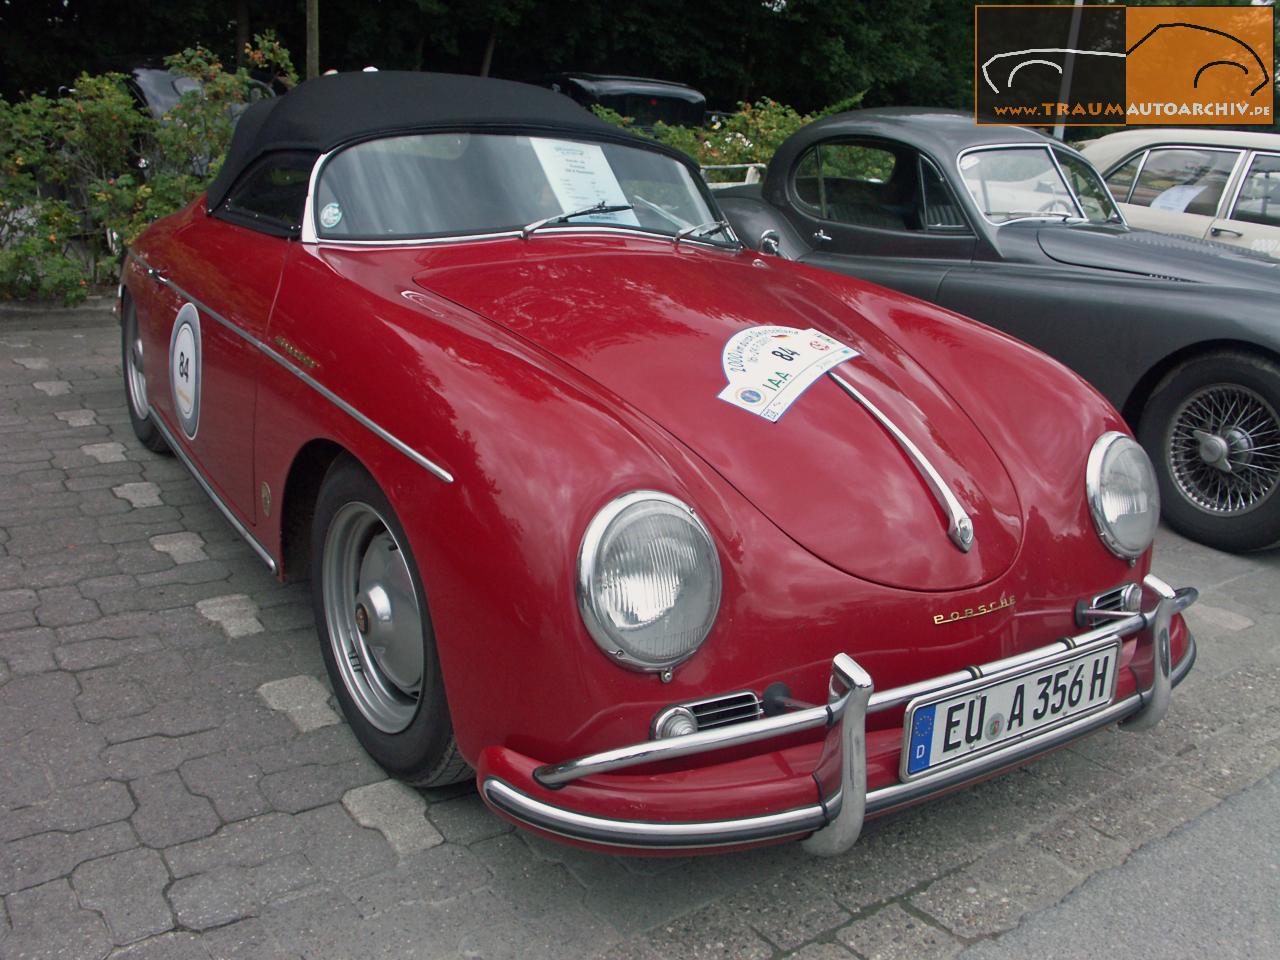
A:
1,310,1277,960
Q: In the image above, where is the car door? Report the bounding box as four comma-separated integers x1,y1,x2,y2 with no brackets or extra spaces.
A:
1206,151,1280,259
1107,146,1244,241
781,138,976,302
134,153,311,521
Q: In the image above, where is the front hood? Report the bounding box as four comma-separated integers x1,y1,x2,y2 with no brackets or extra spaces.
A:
413,237,1022,591
1036,223,1280,288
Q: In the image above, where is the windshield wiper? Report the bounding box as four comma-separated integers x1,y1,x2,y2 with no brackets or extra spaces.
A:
674,220,735,244
521,201,634,238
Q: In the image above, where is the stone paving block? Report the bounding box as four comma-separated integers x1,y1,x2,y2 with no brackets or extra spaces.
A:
252,724,365,775
136,560,232,588
2,781,135,843
21,718,111,791
149,531,208,564
77,574,141,599
1,821,137,895
837,903,962,960
102,736,193,781
0,625,56,674
100,697,225,745
727,875,851,952
13,357,50,370
110,481,164,509
197,594,264,637
787,946,857,960
342,779,443,856
130,771,220,848
293,803,397,879
197,917,295,960
0,670,79,738
1029,813,1134,875
256,675,339,731
34,585,101,627
164,812,306,879
72,848,174,945
0,587,38,614
642,900,775,960
108,931,213,960
910,846,1079,939
1084,774,1217,848
75,669,155,723
82,442,128,463
345,843,493,919
4,878,112,960
179,753,270,823
424,791,512,846
166,854,320,931
55,409,98,427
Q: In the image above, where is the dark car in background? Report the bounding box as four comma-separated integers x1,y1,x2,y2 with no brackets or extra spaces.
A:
538,72,705,128
718,108,1280,554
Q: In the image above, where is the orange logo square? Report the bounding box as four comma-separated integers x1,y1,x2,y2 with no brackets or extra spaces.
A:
1127,6,1274,125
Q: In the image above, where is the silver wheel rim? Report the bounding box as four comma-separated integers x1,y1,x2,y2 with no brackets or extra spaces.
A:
1167,383,1280,516
322,501,424,733
124,311,149,420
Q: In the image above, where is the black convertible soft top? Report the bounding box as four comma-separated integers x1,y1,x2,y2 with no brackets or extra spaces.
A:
207,70,665,210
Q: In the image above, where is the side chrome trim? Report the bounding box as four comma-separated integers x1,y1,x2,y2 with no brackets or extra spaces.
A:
131,255,454,483
828,371,974,552
151,412,277,572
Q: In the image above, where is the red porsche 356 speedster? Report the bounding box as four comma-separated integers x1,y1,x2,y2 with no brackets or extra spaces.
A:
119,72,1197,856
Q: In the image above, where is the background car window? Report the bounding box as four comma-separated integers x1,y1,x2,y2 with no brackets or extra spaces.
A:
959,147,1081,222
793,142,914,230
222,152,315,231
1231,154,1280,228
1055,150,1120,222
1103,153,1143,203
1128,148,1239,216
919,156,969,230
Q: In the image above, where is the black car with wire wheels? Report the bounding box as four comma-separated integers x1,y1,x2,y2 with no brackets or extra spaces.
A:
718,107,1280,553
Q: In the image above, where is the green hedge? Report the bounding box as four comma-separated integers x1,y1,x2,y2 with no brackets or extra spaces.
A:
0,34,294,304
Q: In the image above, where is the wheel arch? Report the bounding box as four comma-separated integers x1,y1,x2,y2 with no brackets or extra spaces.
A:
1122,339,1280,427
278,438,349,581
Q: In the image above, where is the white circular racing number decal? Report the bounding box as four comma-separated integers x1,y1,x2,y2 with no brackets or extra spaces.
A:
169,302,201,439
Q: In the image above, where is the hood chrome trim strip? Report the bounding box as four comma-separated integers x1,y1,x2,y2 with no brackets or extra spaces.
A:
828,371,975,552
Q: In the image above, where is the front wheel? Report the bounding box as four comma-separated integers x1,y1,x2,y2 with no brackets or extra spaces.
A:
121,297,169,454
1138,351,1280,552
310,456,469,786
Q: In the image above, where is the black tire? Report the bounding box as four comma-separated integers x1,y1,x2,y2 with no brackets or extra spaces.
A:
1138,351,1280,552
120,296,170,454
310,455,470,786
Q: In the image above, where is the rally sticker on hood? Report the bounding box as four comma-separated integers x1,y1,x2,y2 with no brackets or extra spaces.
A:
718,326,858,421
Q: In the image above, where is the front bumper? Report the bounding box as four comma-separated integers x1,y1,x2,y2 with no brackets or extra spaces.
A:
481,574,1197,855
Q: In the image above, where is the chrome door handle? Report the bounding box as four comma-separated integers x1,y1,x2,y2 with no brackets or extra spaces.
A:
813,229,832,243
146,267,168,284
1210,226,1243,239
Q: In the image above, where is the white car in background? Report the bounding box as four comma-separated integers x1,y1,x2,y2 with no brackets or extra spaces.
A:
1081,128,1280,260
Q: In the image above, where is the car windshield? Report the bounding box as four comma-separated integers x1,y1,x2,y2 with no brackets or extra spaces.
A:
958,146,1118,225
314,132,725,242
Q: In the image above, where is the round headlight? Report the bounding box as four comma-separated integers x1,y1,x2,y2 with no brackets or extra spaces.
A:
1087,432,1160,559
577,491,722,672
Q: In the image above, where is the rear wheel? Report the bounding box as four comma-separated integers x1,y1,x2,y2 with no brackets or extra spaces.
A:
310,455,469,786
121,297,169,454
1138,351,1280,552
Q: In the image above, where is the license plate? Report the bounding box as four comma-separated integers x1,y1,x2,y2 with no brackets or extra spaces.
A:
902,641,1120,779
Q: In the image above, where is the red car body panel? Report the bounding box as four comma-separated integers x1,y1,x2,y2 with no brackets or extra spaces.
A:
126,192,1187,854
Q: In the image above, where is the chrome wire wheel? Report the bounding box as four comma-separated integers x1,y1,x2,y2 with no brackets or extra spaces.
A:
321,501,425,733
124,308,149,420
1167,383,1280,516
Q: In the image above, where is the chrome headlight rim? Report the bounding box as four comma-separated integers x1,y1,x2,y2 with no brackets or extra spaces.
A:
1087,431,1160,560
577,489,722,673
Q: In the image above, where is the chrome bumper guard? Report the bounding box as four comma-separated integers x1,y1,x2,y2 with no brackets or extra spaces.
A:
484,574,1197,854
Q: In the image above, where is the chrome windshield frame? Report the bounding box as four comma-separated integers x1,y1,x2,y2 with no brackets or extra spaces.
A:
300,134,738,250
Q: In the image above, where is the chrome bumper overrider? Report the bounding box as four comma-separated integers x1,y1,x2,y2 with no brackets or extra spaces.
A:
483,574,1197,854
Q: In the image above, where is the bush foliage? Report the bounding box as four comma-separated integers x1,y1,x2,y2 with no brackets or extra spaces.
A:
0,33,294,304
594,92,863,182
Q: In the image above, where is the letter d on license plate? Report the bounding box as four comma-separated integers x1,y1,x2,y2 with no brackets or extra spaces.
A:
902,641,1120,779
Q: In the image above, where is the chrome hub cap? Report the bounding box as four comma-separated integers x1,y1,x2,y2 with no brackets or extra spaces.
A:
1169,384,1280,515
322,502,424,732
